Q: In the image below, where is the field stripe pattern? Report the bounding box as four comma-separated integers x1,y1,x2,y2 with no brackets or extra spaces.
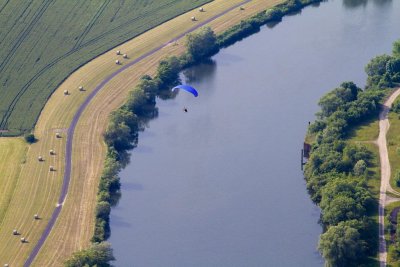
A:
23,1,252,264
0,0,284,265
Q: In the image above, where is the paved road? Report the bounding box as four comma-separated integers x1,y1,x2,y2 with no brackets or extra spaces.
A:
378,88,400,267
23,1,252,266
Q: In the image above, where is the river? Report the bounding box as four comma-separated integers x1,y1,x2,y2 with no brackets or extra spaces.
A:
109,0,400,266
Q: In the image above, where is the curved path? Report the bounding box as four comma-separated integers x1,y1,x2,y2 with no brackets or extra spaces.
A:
378,88,400,267
23,1,252,265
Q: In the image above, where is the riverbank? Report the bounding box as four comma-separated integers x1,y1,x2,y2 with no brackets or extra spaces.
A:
304,38,400,265
91,0,323,250
0,1,292,266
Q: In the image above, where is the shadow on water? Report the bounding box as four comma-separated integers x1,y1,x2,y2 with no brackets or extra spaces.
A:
109,75,180,209
343,0,392,9
111,214,132,228
182,59,216,83
110,191,122,207
108,94,163,209
286,9,303,17
122,182,144,191
265,21,280,29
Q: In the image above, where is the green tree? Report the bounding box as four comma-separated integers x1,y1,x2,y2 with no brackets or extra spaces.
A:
104,122,133,152
353,160,367,176
155,56,181,88
365,54,392,77
393,39,400,58
318,222,366,267
110,108,139,135
320,179,371,225
321,195,365,225
386,58,400,77
317,82,360,118
395,170,400,187
24,133,36,143
96,201,111,221
265,8,283,20
186,26,219,62
378,72,393,88
64,242,114,267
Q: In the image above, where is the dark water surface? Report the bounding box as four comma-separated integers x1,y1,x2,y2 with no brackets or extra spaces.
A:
110,0,400,266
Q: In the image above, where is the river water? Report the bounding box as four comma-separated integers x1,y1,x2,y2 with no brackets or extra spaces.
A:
109,0,400,266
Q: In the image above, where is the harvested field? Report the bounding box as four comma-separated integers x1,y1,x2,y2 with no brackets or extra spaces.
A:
0,138,26,225
0,0,285,266
0,0,211,136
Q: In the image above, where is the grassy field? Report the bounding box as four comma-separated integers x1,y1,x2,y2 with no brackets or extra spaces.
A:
385,200,400,266
347,112,381,264
0,0,212,136
0,138,26,225
0,0,286,265
387,112,400,190
347,90,400,265
347,115,380,142
386,110,400,267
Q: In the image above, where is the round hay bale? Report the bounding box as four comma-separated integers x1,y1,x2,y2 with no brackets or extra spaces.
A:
49,149,54,155
55,132,61,138
13,229,18,235
115,59,120,65
199,7,204,12
191,16,196,21
116,50,121,55
239,6,245,10
49,166,54,171
38,156,43,161
34,214,39,220
4,264,9,267
20,237,25,243
123,54,128,59
63,90,68,95
78,86,84,91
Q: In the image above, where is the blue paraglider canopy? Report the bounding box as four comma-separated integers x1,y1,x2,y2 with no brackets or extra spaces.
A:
172,84,198,97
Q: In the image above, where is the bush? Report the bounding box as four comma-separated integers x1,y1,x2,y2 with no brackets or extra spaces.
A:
64,242,114,267
318,222,367,266
155,56,181,89
353,160,367,176
265,8,284,21
395,170,400,187
392,99,400,114
96,201,111,221
186,26,219,62
393,39,400,58
217,21,259,48
24,133,36,143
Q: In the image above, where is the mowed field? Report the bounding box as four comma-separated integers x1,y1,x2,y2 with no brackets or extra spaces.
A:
0,138,26,224
0,0,211,136
0,0,285,266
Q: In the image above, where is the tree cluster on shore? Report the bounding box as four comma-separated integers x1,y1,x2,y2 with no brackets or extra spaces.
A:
63,0,334,264
64,25,220,266
217,0,322,48
305,39,400,266
64,242,114,267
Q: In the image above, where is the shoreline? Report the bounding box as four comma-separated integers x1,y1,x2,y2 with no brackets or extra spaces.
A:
5,1,288,265
0,0,324,265
23,1,254,264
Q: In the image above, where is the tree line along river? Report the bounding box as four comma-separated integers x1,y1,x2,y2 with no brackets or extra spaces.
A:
109,0,400,266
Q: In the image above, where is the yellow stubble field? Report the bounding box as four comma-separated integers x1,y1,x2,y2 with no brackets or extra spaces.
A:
0,0,285,266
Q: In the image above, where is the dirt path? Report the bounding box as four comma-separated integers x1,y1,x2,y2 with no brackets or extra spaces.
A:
378,88,400,267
